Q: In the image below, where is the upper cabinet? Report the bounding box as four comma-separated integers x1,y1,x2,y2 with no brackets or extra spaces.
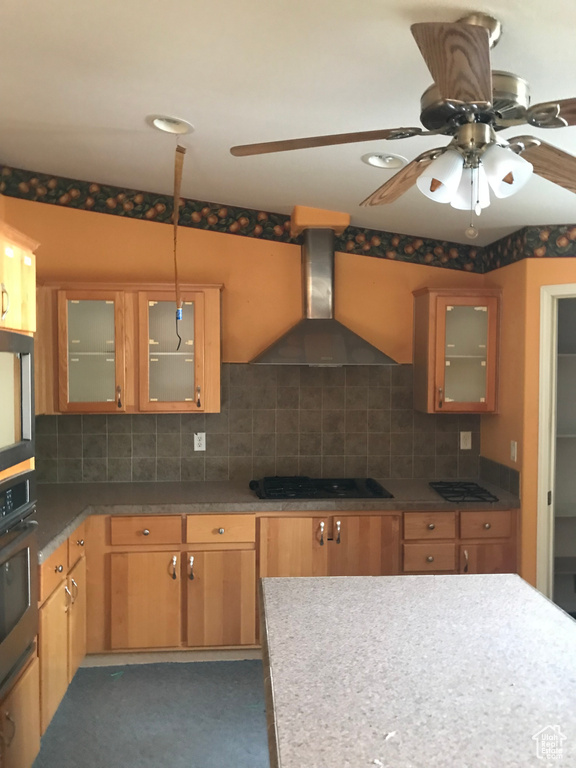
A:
37,283,221,415
0,222,38,333
58,290,126,413
413,288,500,414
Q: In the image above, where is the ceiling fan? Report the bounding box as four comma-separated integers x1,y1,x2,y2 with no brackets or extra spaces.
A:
230,12,576,216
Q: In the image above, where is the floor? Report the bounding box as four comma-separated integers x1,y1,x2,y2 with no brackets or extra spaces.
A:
32,660,270,768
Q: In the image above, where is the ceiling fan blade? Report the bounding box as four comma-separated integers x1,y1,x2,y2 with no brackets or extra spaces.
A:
230,127,421,156
528,98,576,128
510,136,576,194
360,150,439,206
411,22,492,104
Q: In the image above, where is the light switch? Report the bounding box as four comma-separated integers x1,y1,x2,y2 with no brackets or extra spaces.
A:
510,440,518,462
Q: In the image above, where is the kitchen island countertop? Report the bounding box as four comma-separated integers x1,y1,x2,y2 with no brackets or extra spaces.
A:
33,478,519,561
260,574,576,767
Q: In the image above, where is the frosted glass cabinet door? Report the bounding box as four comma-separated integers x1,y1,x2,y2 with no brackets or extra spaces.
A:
435,296,499,412
138,292,205,412
58,291,126,412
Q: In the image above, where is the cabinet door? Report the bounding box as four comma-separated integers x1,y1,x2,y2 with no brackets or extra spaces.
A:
1,656,40,768
110,552,182,649
39,582,69,733
259,517,328,577
68,557,86,682
186,550,256,647
138,291,205,412
57,290,126,412
460,543,516,574
329,515,401,576
435,295,499,413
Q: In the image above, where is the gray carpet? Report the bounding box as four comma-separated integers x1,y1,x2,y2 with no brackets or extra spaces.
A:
33,661,270,768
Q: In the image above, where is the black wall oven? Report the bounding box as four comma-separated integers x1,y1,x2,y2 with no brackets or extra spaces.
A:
0,471,38,698
0,329,34,473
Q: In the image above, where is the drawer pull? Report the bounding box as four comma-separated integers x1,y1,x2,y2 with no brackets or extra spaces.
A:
77,539,85,547
142,529,150,536
335,520,341,544
2,711,16,747
189,556,195,580
483,522,491,530
70,577,79,603
1,283,9,321
427,523,436,530
463,549,469,574
218,528,225,535
64,585,72,611
171,555,178,580
55,564,64,573
426,555,434,563
319,521,325,546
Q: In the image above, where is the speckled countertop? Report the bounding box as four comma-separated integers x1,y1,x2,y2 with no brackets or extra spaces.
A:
33,479,519,561
260,574,576,768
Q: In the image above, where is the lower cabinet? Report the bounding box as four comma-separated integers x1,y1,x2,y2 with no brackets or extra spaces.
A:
110,551,182,650
186,550,256,647
259,515,401,577
38,536,87,733
0,656,40,768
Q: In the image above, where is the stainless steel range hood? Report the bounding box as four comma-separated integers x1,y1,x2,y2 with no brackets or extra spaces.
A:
251,228,398,366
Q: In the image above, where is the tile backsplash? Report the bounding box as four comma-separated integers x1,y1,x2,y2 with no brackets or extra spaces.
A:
35,364,481,483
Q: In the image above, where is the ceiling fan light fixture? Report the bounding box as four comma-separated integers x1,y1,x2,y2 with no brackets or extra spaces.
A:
147,114,195,135
450,165,491,211
361,153,407,169
481,143,533,198
416,149,463,203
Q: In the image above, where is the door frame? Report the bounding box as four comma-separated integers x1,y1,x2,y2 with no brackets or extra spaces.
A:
537,284,576,597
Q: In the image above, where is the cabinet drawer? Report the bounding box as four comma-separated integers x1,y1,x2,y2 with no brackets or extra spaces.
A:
404,512,456,540
110,516,182,546
460,510,512,539
186,514,255,544
67,520,87,567
39,540,68,603
403,543,456,572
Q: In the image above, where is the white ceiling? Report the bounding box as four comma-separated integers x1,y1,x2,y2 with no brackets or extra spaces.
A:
2,0,576,246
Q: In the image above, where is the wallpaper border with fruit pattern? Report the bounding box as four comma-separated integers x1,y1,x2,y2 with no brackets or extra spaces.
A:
1,164,575,273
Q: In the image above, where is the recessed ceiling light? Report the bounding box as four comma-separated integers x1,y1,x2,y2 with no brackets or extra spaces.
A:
361,153,407,170
147,115,194,135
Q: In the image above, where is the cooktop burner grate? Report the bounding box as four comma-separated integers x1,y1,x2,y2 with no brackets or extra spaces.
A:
249,476,393,500
429,481,499,503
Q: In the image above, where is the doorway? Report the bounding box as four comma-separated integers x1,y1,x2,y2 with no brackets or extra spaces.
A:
538,285,576,615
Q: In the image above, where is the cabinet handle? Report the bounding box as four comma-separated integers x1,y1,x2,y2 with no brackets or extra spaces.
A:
116,385,122,409
189,555,195,580
218,528,225,535
438,387,443,409
1,712,16,747
0,283,9,321
64,585,72,612
71,577,79,602
335,520,341,544
142,529,150,536
77,539,85,547
426,555,434,563
427,523,436,531
483,522,491,530
55,564,64,573
463,549,469,574
196,385,201,408
319,521,325,546
171,555,178,580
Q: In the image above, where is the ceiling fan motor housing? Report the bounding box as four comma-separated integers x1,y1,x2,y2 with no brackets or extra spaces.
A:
420,71,531,132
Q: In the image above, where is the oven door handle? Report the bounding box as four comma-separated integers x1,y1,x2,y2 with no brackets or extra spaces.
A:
0,521,38,566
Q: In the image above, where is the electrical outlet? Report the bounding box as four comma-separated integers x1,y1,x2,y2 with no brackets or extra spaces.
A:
194,432,206,451
510,440,518,462
459,431,472,450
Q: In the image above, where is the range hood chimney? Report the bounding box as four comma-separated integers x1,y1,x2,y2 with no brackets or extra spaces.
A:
251,227,398,366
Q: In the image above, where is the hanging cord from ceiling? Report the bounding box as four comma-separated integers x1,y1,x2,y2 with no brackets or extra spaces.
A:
173,143,186,350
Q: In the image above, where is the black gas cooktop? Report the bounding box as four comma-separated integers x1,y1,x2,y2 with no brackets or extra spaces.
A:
429,481,499,503
249,476,393,500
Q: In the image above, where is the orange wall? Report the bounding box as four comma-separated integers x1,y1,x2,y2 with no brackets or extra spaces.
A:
4,196,483,362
